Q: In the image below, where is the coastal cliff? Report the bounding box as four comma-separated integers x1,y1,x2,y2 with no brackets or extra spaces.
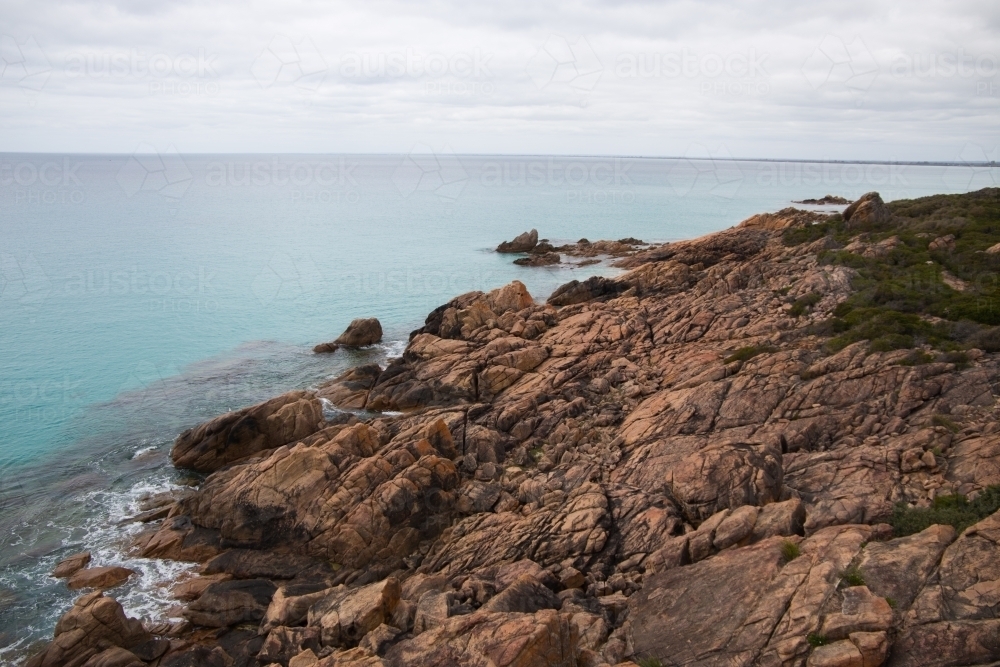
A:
28,188,1000,667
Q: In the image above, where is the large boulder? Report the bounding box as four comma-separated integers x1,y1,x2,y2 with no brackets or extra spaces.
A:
66,566,134,591
183,578,276,628
334,318,383,347
843,191,891,227
497,229,538,253
171,389,324,472
25,592,151,667
307,578,401,647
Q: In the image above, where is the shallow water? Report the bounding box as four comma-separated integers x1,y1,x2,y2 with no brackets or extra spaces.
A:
0,153,995,661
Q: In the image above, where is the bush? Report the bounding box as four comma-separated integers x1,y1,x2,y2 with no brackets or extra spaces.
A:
724,345,777,364
889,485,1000,537
789,292,822,317
637,658,663,667
780,539,801,562
840,565,866,587
807,633,829,647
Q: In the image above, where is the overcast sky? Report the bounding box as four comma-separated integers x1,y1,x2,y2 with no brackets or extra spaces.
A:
1,0,998,160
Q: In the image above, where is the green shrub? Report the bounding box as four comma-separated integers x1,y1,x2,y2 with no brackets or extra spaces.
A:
840,565,866,587
637,658,663,667
931,414,960,432
885,597,897,609
889,485,1000,537
780,539,801,562
724,345,777,364
785,189,1000,350
897,349,934,366
807,633,829,647
789,292,822,317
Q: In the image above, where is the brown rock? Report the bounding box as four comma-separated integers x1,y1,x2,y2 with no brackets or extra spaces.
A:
52,552,92,579
258,626,322,665
317,364,382,409
80,647,144,667
171,389,324,472
514,252,560,267
333,318,384,347
313,342,340,354
807,639,864,667
66,566,135,591
843,191,891,227
25,592,150,667
308,578,401,647
183,578,276,628
497,229,539,253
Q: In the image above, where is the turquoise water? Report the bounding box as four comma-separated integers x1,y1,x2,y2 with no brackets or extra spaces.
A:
0,154,996,660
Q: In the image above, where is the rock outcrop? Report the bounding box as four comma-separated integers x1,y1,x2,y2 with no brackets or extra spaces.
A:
32,189,1000,667
843,191,891,227
333,318,384,347
496,230,538,253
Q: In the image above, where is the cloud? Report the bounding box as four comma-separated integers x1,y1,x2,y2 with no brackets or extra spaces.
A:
0,0,997,160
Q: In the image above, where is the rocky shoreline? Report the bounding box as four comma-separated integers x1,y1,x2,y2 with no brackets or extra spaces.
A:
26,188,1000,667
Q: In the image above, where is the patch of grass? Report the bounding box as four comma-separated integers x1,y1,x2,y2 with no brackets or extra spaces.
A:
530,447,544,462
897,349,935,366
807,633,829,647
783,188,1000,351
788,292,822,317
885,597,897,609
840,565,866,587
637,658,663,667
724,345,777,364
780,539,801,562
889,485,1000,537
931,414,960,432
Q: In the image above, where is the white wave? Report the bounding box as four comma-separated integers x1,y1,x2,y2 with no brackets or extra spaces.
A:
131,445,158,459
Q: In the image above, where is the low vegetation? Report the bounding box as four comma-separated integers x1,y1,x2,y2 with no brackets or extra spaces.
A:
840,564,866,587
637,658,664,667
724,345,777,364
780,539,801,562
889,485,1000,537
784,188,1000,352
807,633,829,647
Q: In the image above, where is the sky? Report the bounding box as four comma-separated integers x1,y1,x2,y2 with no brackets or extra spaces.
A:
0,0,998,160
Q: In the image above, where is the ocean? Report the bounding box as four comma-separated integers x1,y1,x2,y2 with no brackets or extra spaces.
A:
0,153,995,661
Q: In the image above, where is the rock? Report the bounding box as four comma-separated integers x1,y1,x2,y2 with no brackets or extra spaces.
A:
25,592,150,667
308,578,401,647
314,342,340,354
385,609,578,667
333,318,384,347
514,252,560,267
986,242,1000,254
843,192,891,227
928,234,956,251
80,647,144,667
547,276,628,307
261,582,335,633
183,578,276,628
171,390,324,472
160,645,234,667
480,574,560,614
793,195,851,205
740,207,831,230
807,639,863,667
202,549,323,580
66,566,135,591
289,649,319,667
849,631,889,667
358,623,400,656
497,229,538,253
412,590,450,635
819,586,894,639
52,552,92,578
258,626,322,665
317,364,383,409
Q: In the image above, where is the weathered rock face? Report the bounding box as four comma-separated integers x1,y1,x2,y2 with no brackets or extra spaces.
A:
496,229,538,253
843,191,891,227
37,192,1000,667
171,390,324,472
334,318,384,347
66,566,134,591
25,592,150,667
